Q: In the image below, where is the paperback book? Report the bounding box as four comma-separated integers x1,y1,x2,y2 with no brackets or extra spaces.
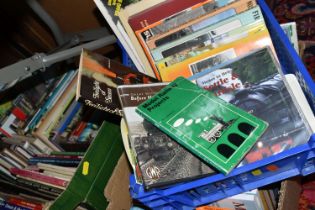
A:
136,77,268,175
189,47,313,164
76,49,157,116
117,83,215,189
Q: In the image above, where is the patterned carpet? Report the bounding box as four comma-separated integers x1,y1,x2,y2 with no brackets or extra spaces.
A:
266,0,315,79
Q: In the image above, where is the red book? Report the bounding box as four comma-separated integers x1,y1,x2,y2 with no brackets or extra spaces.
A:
12,107,27,120
10,167,68,188
128,0,207,31
8,198,43,210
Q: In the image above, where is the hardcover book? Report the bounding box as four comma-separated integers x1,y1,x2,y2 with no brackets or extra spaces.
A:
157,21,274,81
150,5,264,62
189,47,313,164
117,83,215,189
117,0,168,80
76,49,157,116
136,77,268,175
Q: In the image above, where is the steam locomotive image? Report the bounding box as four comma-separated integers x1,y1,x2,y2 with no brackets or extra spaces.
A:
132,120,213,188
199,116,235,143
227,73,310,163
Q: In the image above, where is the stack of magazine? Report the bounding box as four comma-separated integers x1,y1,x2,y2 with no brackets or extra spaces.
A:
94,0,315,196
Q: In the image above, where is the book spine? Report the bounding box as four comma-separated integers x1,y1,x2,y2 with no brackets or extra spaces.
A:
16,177,63,195
30,138,52,155
0,199,31,210
128,0,207,31
8,198,43,210
0,113,17,137
50,151,85,156
33,155,83,159
54,102,82,137
93,0,146,75
26,70,77,131
28,158,81,166
144,0,257,49
150,6,263,61
10,168,68,188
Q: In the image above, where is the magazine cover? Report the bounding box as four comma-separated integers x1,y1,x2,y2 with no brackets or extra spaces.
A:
190,47,313,164
117,83,215,189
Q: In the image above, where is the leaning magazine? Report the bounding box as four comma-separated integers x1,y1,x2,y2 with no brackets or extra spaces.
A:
76,49,157,116
136,77,268,175
189,47,313,164
117,83,214,189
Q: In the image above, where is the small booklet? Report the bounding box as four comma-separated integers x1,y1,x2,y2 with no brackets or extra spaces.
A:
136,77,268,175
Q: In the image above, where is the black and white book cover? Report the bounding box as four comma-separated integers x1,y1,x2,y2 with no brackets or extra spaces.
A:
117,83,214,190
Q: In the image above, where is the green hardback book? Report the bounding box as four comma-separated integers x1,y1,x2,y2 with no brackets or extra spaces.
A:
49,120,124,210
136,77,268,175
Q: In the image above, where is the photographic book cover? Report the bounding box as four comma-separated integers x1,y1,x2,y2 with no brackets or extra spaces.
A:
117,83,215,189
136,77,268,175
76,49,157,116
189,47,313,164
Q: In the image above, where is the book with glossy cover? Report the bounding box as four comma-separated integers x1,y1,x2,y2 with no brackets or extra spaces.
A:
189,47,313,164
150,5,263,62
117,83,215,189
136,0,255,50
136,77,268,174
157,21,274,81
76,49,157,116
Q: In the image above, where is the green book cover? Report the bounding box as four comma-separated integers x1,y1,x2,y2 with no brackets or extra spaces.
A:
136,77,268,175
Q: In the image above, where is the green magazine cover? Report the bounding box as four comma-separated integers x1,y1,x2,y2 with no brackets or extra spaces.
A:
136,77,268,175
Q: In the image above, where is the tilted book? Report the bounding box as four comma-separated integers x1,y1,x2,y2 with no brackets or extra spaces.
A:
117,83,214,189
189,47,313,164
76,49,157,116
136,77,268,175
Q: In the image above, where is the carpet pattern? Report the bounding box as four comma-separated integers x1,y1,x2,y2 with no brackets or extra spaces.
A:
266,0,315,79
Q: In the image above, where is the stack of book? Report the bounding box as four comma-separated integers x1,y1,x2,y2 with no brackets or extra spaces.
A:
0,67,120,208
93,0,315,208
0,0,313,208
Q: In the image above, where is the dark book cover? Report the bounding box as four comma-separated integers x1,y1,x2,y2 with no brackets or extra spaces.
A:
0,178,57,201
190,47,313,164
76,49,157,116
28,157,81,167
16,177,63,195
117,83,215,189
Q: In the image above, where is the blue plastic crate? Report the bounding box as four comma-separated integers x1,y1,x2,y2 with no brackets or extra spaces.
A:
124,0,315,209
